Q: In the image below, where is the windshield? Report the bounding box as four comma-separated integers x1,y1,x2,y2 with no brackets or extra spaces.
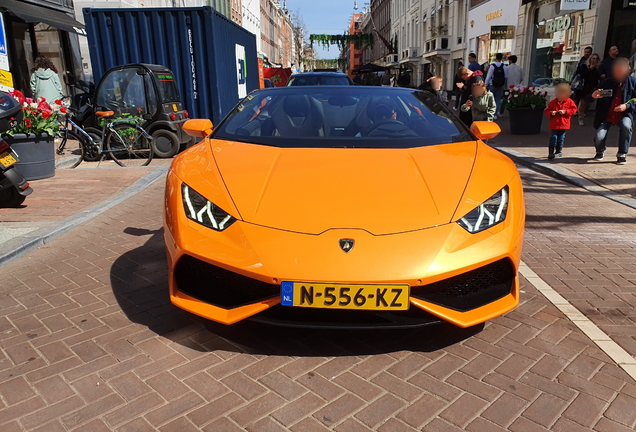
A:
154,72,180,102
287,75,351,86
213,87,473,149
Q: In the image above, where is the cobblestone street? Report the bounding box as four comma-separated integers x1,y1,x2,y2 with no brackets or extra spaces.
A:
1,166,636,431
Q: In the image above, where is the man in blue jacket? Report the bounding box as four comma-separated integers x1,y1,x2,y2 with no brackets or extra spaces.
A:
592,57,636,165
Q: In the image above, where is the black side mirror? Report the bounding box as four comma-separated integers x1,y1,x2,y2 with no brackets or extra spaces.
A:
136,68,147,76
142,113,153,120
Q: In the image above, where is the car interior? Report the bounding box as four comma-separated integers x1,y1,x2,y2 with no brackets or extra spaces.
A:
217,90,468,146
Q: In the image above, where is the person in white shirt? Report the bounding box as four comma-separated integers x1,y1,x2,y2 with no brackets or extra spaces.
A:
506,55,523,86
485,53,508,119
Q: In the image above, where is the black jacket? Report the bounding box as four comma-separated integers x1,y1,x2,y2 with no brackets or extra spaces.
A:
599,57,615,79
426,88,448,104
593,77,636,129
579,65,600,96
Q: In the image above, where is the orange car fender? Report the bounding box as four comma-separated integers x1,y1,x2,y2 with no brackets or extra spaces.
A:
452,141,521,223
168,140,241,220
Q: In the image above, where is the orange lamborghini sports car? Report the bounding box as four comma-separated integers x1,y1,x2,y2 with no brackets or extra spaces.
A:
164,86,525,329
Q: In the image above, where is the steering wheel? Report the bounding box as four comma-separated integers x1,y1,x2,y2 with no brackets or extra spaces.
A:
365,119,406,136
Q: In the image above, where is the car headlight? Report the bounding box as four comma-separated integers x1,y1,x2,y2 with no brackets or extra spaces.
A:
457,186,508,234
182,183,236,231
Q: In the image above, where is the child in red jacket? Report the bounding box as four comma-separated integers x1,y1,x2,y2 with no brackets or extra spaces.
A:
545,83,578,159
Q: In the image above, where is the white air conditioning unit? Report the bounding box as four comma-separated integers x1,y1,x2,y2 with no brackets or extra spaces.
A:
385,54,398,63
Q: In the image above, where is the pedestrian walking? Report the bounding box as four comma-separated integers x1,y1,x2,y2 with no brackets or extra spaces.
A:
484,53,508,119
453,67,464,110
571,46,593,106
467,53,481,73
544,83,578,159
576,53,601,126
506,55,523,87
591,57,636,165
599,46,619,80
380,69,391,86
456,66,484,126
461,81,496,122
426,76,448,104
30,56,64,103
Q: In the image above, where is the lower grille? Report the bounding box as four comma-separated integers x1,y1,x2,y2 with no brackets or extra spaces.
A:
174,255,279,309
250,305,442,329
411,259,515,312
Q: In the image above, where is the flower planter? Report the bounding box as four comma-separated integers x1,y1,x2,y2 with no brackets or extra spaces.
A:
6,134,55,180
508,108,544,135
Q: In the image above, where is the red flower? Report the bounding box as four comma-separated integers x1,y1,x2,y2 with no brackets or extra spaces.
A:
59,106,67,114
41,109,52,119
38,102,50,111
24,118,31,128
509,85,514,89
12,90,24,98
36,97,46,104
55,99,62,105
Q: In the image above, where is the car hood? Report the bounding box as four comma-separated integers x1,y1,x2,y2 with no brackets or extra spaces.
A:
210,140,477,235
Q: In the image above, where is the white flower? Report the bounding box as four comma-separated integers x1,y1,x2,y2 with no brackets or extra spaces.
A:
30,102,38,109
22,102,28,108
49,103,58,110
513,94,519,97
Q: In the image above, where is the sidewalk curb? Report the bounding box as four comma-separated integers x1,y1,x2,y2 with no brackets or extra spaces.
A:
55,155,82,169
0,166,168,268
496,146,636,211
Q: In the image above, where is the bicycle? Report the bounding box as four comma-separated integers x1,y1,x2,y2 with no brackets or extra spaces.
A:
56,100,154,168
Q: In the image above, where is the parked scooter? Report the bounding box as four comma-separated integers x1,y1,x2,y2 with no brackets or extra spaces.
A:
0,92,33,207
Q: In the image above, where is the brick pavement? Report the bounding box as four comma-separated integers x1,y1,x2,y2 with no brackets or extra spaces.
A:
0,160,172,224
492,112,636,197
2,170,636,431
521,166,636,358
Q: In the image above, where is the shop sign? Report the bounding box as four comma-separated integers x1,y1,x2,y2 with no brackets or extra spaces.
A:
491,25,515,40
544,15,573,33
560,0,590,11
486,9,503,21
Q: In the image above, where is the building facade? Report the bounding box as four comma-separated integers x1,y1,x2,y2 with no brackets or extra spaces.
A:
259,0,294,67
360,0,393,66
467,0,518,66
516,0,612,85
390,0,467,89
242,0,261,54
0,0,84,96
345,13,363,75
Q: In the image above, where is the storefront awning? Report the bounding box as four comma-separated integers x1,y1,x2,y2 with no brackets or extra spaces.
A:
0,0,86,35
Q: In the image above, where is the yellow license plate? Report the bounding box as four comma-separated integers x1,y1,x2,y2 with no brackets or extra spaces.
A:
281,282,410,311
0,151,17,168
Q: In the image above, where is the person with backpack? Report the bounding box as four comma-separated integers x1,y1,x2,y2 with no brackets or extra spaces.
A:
484,53,508,120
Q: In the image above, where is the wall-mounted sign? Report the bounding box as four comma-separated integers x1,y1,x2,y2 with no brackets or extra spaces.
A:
560,0,590,11
486,9,503,21
544,15,573,33
0,69,13,91
490,25,515,40
0,13,9,72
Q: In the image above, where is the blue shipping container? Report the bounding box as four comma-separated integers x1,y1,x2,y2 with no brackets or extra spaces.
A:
83,6,258,125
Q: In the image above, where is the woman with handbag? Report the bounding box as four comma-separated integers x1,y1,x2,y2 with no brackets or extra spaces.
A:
577,53,601,126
